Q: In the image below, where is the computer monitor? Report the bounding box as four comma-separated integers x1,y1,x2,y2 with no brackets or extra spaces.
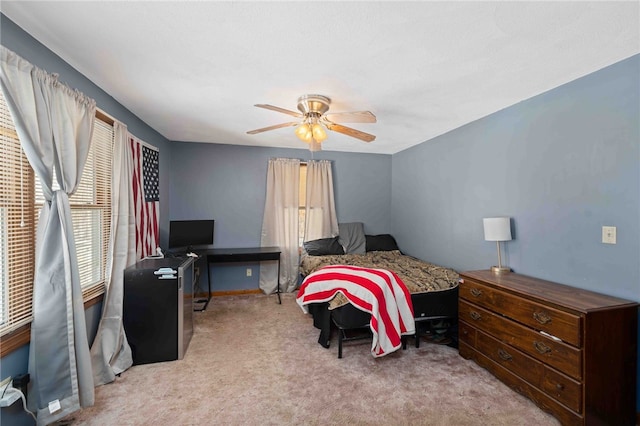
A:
168,220,214,252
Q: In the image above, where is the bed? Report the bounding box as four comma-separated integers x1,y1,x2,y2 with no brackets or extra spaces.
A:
297,223,460,356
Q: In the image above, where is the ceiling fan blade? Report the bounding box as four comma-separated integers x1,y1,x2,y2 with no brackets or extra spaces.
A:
324,122,376,142
255,104,303,118
324,111,377,123
246,122,299,135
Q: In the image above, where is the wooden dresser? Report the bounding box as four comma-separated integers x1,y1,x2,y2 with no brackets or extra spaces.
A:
458,270,638,425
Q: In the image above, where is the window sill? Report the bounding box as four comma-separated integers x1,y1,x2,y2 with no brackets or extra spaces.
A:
0,324,30,357
0,293,104,357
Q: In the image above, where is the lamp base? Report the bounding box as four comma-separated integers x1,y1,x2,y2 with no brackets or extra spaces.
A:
490,266,511,274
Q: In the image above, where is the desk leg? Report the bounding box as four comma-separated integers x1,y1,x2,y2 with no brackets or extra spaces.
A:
205,264,212,309
276,258,281,304
194,259,211,312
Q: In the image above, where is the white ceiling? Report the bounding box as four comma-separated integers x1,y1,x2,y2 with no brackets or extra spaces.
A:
2,1,638,154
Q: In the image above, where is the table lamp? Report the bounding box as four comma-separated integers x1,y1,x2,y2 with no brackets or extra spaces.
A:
483,217,512,274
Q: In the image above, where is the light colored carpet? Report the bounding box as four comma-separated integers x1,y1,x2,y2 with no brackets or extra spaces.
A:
62,293,560,425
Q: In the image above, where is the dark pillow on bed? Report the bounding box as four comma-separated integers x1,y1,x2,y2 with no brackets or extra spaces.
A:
365,234,399,252
303,237,345,256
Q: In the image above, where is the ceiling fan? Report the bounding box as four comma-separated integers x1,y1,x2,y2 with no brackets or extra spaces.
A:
247,94,376,151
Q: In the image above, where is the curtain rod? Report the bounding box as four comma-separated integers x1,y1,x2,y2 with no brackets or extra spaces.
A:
269,158,333,164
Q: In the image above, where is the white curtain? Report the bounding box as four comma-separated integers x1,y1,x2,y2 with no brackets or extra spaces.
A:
304,160,338,242
89,122,135,386
0,46,96,425
260,158,300,293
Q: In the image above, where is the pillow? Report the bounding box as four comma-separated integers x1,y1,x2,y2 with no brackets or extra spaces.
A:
303,236,345,256
338,222,366,254
365,234,399,252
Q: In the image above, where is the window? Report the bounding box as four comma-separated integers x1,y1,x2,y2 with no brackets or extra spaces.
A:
34,118,113,301
0,91,113,338
298,163,307,246
0,93,35,337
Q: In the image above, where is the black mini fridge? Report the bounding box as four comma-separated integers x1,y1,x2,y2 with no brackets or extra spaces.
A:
123,257,195,365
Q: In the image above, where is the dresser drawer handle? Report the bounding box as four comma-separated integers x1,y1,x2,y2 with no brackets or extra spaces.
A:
533,340,552,354
555,383,564,391
470,288,482,297
470,311,482,321
497,349,512,361
533,311,552,325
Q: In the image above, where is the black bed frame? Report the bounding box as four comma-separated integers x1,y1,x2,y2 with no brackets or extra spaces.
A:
309,285,459,358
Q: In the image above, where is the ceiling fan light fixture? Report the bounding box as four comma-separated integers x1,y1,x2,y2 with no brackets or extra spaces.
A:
311,123,327,142
295,123,312,142
247,94,376,150
297,94,331,115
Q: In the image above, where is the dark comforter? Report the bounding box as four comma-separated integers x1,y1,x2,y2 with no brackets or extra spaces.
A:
299,250,459,309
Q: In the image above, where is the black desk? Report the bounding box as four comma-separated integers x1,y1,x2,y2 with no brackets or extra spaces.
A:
198,247,282,309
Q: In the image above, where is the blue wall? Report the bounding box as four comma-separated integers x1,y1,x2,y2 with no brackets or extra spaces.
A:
167,142,391,291
391,54,640,410
2,10,639,420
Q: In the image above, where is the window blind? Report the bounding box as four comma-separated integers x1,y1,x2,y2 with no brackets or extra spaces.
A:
0,91,36,335
1,91,113,337
34,118,113,302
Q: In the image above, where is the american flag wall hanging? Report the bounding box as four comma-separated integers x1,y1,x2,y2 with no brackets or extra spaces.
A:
130,134,159,260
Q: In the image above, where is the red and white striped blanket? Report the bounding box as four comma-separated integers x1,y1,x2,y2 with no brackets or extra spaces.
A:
296,265,415,357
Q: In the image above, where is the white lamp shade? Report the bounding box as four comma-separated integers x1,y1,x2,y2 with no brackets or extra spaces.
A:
483,217,512,241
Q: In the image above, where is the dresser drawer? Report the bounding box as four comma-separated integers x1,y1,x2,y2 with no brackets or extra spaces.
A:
460,300,583,380
476,330,544,389
458,320,477,348
472,349,583,426
542,366,582,413
460,278,582,347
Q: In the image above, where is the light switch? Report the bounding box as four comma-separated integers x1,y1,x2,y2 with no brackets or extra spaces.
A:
602,226,616,244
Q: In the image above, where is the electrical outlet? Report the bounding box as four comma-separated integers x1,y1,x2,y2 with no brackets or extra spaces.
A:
246,268,252,277
602,226,616,244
